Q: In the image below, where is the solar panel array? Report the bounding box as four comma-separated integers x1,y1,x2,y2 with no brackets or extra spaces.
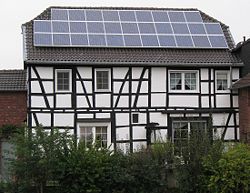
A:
33,8,228,49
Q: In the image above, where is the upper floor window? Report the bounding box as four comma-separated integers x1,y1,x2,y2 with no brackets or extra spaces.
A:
216,71,229,91
169,71,198,92
95,69,110,91
56,69,72,92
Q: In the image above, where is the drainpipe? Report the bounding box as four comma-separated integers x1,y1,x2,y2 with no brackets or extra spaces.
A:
229,64,233,88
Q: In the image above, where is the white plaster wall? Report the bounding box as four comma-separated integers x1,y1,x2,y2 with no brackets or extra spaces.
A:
56,94,72,108
116,127,129,140
132,82,139,93
201,96,209,108
77,96,92,108
113,67,128,79
132,67,144,79
151,94,166,107
54,113,74,127
96,113,110,119
201,68,209,80
113,96,129,108
232,68,239,80
133,126,146,139
95,94,110,107
31,81,42,93
116,113,129,126
33,113,51,127
77,67,92,79
150,112,167,126
77,114,94,119
31,96,46,108
233,96,239,108
151,67,166,92
169,95,199,107
201,82,209,94
134,95,148,107
43,82,53,93
213,113,228,126
31,67,53,79
216,95,230,108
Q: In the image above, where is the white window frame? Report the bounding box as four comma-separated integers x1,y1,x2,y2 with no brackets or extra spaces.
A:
95,68,111,92
215,70,230,93
169,70,199,93
55,69,72,92
77,122,111,149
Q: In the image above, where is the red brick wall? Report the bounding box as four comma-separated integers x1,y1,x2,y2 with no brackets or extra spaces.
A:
0,91,27,127
239,88,250,143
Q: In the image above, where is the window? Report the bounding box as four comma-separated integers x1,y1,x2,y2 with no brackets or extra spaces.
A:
172,120,207,156
169,71,198,92
56,69,71,92
132,113,139,123
216,71,229,91
95,69,110,91
79,126,108,148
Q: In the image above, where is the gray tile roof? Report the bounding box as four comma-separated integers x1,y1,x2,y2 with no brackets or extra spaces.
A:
22,7,242,66
0,70,27,91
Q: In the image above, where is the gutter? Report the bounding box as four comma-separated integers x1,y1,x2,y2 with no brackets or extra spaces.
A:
24,60,244,67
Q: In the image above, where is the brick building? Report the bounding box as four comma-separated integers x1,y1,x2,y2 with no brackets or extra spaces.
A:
0,70,27,127
232,39,250,143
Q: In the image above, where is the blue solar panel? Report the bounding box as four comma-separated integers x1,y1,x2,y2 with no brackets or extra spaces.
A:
70,22,86,33
88,34,106,46
51,9,68,20
168,11,185,22
152,11,169,22
205,23,223,34
138,23,155,34
106,35,124,46
176,36,193,47
87,22,104,33
71,34,88,45
104,23,122,33
52,21,69,33
184,11,203,22
141,35,159,46
68,10,85,21
119,11,136,21
172,23,189,34
34,9,229,49
53,34,70,45
34,21,51,32
34,34,52,45
188,24,206,34
86,10,103,21
124,35,141,46
155,23,173,34
121,23,139,34
135,11,153,22
192,36,211,47
158,35,176,47
103,11,119,21
208,36,227,48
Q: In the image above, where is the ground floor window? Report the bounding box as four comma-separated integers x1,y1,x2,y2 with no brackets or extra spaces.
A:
79,125,108,148
172,120,207,156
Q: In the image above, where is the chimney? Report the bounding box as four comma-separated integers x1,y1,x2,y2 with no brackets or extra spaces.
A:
243,36,246,42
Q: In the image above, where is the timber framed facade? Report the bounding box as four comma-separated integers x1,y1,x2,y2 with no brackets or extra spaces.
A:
23,7,243,152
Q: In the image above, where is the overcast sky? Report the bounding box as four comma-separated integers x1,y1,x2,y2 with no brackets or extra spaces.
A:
0,0,249,69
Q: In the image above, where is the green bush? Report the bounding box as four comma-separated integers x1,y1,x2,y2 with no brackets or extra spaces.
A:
204,143,250,193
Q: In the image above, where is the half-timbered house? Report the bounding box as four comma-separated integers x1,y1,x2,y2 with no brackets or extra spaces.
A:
22,7,242,152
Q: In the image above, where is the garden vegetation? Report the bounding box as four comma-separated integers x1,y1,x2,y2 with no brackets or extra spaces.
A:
0,126,249,193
